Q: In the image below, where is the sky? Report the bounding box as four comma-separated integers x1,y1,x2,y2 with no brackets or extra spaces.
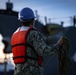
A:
0,0,76,25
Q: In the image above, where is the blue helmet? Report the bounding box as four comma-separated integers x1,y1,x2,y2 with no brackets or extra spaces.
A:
18,7,36,21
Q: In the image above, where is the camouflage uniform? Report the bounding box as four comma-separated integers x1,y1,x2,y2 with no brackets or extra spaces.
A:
13,26,59,75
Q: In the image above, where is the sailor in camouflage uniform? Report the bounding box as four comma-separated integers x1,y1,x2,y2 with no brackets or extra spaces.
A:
11,7,63,75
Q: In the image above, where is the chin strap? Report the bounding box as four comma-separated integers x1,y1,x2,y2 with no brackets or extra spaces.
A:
58,37,71,75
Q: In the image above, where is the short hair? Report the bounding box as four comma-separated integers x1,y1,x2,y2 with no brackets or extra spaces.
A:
20,18,34,26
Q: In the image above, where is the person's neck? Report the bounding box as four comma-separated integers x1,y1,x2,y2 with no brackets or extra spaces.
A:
30,24,33,28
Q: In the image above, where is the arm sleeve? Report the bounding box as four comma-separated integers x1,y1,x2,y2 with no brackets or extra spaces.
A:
27,30,59,56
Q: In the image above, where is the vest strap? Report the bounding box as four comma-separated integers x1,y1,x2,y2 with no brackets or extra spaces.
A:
11,43,26,48
11,43,35,49
13,55,38,60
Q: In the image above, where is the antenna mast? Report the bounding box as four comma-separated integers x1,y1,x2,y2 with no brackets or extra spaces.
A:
6,0,13,11
8,0,10,2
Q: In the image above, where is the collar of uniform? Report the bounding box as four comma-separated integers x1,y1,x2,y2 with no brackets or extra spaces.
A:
20,26,29,31
14,26,30,33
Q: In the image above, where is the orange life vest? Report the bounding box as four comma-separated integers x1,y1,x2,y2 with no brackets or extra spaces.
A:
11,27,43,65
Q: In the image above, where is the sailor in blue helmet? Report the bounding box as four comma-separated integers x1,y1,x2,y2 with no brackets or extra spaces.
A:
11,7,63,75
